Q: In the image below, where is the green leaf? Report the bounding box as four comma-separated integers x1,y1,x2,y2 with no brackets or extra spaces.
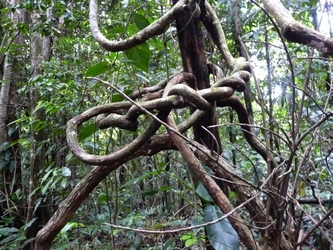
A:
163,237,175,249
7,116,29,126
0,234,21,244
124,43,151,72
111,93,124,102
79,123,97,142
180,232,198,247
61,178,68,188
109,0,119,9
21,237,35,248
203,205,239,250
0,227,19,235
109,26,125,35
0,151,10,170
41,168,55,183
140,185,170,196
141,188,159,196
7,126,17,137
97,192,107,204
0,142,10,151
159,186,171,192
61,167,71,177
45,103,61,114
23,218,38,231
133,13,150,30
195,182,214,203
60,222,84,233
85,61,109,77
191,218,204,236
129,237,142,250
33,101,46,114
122,171,158,187
320,170,329,180
180,232,192,240
41,179,52,195
111,89,133,102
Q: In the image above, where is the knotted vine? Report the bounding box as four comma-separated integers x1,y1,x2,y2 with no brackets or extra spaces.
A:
66,70,252,164
64,0,291,249
35,0,299,249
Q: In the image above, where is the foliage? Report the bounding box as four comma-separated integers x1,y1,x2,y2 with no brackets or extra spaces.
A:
0,0,333,249
203,205,239,250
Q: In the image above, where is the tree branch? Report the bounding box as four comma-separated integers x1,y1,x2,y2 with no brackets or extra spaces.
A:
262,0,333,56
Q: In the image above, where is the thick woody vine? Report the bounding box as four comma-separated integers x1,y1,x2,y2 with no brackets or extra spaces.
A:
67,0,283,249
35,0,333,249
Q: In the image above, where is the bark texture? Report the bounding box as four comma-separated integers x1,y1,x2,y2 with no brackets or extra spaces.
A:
262,0,333,56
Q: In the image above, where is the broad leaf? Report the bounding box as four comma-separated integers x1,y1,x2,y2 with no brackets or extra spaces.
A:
191,218,204,236
79,123,98,142
196,182,214,203
85,61,109,77
111,89,133,102
124,43,151,72
204,205,239,250
133,13,150,30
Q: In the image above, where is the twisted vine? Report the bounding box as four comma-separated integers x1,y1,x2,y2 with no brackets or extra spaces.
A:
66,69,255,159
65,0,282,249
65,66,261,249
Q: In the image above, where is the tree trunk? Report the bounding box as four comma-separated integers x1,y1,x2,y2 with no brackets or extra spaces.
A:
25,7,52,250
0,54,12,148
0,0,25,230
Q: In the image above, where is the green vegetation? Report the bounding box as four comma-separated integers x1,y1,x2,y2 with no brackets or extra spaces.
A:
0,0,332,249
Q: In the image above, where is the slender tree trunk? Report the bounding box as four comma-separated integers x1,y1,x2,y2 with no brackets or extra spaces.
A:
0,0,25,229
25,7,52,250
0,54,12,147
